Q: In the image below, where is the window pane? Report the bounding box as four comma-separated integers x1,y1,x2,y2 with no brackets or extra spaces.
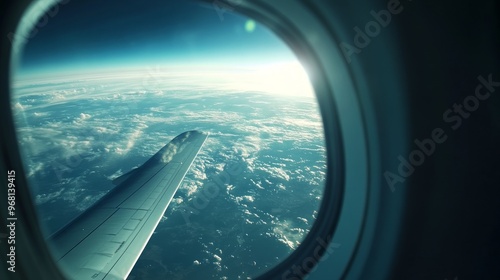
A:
10,0,326,278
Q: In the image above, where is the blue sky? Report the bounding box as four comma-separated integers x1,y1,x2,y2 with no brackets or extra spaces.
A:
17,0,297,76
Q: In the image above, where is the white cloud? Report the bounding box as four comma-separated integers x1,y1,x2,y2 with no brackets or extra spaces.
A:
33,112,49,117
79,113,91,120
13,102,24,111
235,195,255,203
35,188,65,204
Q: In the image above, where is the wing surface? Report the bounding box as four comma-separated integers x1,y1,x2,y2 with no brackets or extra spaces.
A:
47,130,208,280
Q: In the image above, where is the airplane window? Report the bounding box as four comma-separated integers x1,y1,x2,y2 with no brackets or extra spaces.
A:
10,0,326,278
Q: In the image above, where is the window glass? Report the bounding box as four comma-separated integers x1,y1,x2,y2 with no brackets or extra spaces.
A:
10,0,326,278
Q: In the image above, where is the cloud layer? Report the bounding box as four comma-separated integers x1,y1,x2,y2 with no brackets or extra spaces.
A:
12,71,326,279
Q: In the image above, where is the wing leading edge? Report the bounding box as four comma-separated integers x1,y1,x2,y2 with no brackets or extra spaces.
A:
47,130,208,280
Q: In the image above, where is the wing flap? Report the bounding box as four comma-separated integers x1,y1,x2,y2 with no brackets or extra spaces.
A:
47,131,208,280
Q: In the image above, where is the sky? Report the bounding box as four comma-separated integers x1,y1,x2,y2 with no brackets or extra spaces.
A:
15,0,300,77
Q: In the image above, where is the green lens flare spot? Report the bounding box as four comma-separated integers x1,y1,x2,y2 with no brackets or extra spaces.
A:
245,20,256,33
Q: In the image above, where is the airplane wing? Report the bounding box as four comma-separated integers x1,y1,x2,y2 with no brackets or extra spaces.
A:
47,130,208,280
